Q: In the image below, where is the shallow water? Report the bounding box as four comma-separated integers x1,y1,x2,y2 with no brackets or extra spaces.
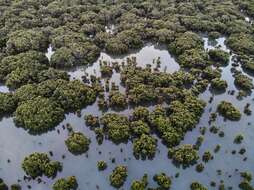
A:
0,38,254,190
46,45,54,61
0,84,10,93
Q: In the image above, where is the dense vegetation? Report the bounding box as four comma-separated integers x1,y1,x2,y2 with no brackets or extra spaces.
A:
153,173,172,190
168,144,199,166
14,97,65,134
0,0,253,189
217,101,241,121
53,176,78,190
65,132,90,155
22,153,62,178
109,166,128,188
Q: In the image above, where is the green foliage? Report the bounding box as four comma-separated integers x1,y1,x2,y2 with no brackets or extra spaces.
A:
53,176,78,190
131,174,148,190
22,152,62,178
234,134,244,144
84,114,99,128
6,29,48,54
10,184,21,190
234,73,253,91
105,38,129,55
128,84,158,104
97,161,107,171
239,181,254,190
202,67,221,80
202,151,213,163
227,33,254,57
0,51,48,81
190,182,208,190
50,29,100,67
153,173,171,190
14,97,65,134
0,93,17,115
133,134,157,159
132,106,150,121
130,120,150,136
208,49,230,65
105,29,143,55
51,47,75,67
109,91,127,108
65,132,90,155
196,163,204,173
239,171,254,190
211,78,228,91
37,68,69,82
109,166,128,188
14,79,96,112
169,144,199,166
241,172,252,182
178,49,209,68
52,80,97,110
0,51,67,89
243,60,254,72
169,32,203,55
217,101,241,121
0,180,8,190
101,113,130,143
100,62,113,77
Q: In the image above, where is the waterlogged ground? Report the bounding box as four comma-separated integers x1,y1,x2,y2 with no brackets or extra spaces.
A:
0,38,254,190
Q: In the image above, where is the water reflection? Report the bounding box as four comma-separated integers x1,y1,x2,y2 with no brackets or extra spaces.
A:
68,44,180,81
0,84,10,93
203,37,229,52
45,45,54,61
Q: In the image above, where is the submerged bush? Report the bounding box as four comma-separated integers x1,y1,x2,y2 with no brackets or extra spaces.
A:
132,106,150,121
133,134,157,159
202,151,213,163
178,49,209,68
217,101,241,121
53,176,78,190
153,173,172,190
211,78,228,91
208,49,230,65
190,182,208,190
0,179,8,190
109,91,127,108
109,166,128,188
53,80,97,111
168,144,199,166
243,60,254,73
22,152,62,178
226,33,254,56
0,93,17,115
128,84,158,105
14,97,65,134
131,174,148,190
130,120,150,136
97,161,107,171
234,73,253,91
65,132,90,155
10,184,21,190
169,32,204,55
101,113,130,143
50,42,100,67
84,114,99,128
